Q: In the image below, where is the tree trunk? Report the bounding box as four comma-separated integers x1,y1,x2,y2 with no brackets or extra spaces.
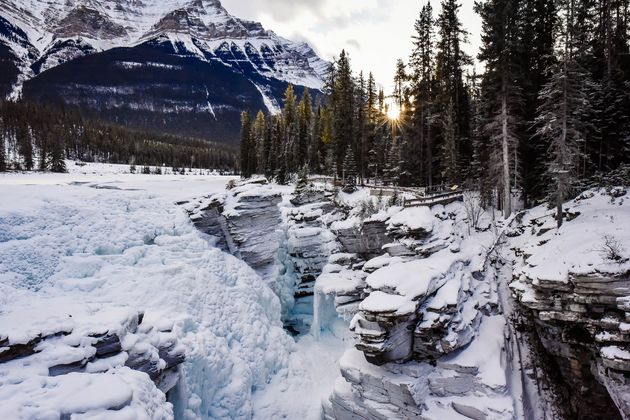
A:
557,172,564,228
502,90,511,219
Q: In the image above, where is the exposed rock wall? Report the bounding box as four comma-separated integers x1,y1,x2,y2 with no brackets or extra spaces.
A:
332,219,393,259
509,189,630,419
185,179,283,281
0,310,185,418
315,202,516,419
511,270,629,419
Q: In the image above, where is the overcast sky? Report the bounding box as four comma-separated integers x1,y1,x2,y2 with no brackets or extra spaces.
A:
222,0,482,93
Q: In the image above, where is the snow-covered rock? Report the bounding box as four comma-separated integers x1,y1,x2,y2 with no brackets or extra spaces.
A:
510,188,630,419
311,195,516,418
186,178,285,282
0,308,185,419
326,316,513,420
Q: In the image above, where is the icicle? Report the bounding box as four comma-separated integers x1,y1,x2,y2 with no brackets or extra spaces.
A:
311,284,321,340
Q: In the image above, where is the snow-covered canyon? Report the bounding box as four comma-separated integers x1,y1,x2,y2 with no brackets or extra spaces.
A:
1,164,629,419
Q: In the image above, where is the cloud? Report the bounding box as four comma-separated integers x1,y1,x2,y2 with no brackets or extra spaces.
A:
223,0,378,25
346,39,361,51
220,0,482,92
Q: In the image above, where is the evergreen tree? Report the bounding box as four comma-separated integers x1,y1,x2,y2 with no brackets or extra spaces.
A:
536,0,593,227
240,111,253,178
39,122,49,171
49,125,67,173
332,51,356,174
393,60,407,110
320,106,334,175
16,119,33,171
342,145,358,192
293,164,310,200
435,0,472,184
0,131,5,172
356,72,368,181
476,0,524,217
410,1,436,186
252,110,267,174
519,0,558,205
283,84,298,173
268,115,283,177
309,106,323,173
440,99,458,184
297,88,312,169
364,72,379,181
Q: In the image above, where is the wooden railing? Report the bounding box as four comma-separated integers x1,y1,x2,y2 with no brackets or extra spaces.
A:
308,176,465,207
402,190,464,208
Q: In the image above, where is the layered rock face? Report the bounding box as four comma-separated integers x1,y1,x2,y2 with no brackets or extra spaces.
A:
332,218,393,259
55,6,128,39
187,181,343,331
314,201,515,419
509,189,630,419
185,179,283,281
0,309,184,417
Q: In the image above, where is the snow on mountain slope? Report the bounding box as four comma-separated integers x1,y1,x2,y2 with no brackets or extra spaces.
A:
0,0,328,92
0,169,297,418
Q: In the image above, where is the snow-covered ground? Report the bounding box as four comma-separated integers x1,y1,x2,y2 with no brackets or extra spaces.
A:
0,163,349,419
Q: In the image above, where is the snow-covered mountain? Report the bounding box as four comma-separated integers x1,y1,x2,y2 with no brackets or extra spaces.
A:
0,0,328,144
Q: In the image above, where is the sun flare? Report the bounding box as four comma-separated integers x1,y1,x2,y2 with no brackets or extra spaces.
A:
387,105,400,121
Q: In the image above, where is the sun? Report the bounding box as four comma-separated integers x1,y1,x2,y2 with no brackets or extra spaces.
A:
387,104,401,121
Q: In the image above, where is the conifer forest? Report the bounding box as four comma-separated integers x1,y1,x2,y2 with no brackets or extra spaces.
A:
241,0,630,215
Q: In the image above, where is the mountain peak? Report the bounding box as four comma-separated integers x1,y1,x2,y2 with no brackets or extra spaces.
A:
146,0,268,40
0,0,329,142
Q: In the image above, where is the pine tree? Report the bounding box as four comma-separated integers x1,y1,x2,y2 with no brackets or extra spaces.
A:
39,123,49,171
435,0,472,184
16,119,33,171
363,72,381,181
320,107,334,176
297,88,312,169
410,1,436,186
393,60,407,110
356,72,368,181
519,0,558,205
0,131,5,172
49,126,67,173
476,0,524,218
440,99,458,185
282,84,298,173
587,0,630,173
536,0,593,227
268,115,283,177
252,110,266,174
309,106,323,173
293,164,310,201
333,51,356,174
342,144,358,191
240,111,252,178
